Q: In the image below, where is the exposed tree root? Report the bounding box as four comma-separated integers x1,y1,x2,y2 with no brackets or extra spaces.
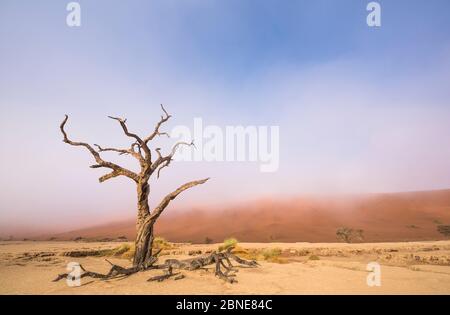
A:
152,247,259,283
148,265,181,282
53,259,142,282
53,247,257,284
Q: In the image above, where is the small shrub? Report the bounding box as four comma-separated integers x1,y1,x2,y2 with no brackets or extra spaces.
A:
101,243,135,260
336,227,364,243
112,243,132,256
262,248,282,260
309,255,320,261
261,247,285,263
121,244,135,260
153,236,173,250
437,225,450,237
218,238,238,252
223,246,287,264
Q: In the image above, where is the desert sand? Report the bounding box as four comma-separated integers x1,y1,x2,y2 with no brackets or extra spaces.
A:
1,240,449,294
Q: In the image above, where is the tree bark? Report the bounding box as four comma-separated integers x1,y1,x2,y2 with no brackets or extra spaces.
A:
134,181,154,267
134,220,154,267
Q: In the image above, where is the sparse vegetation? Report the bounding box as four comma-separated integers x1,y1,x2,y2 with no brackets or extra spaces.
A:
228,245,286,263
336,227,364,243
437,225,450,237
204,237,213,244
309,255,320,261
153,237,174,250
110,243,133,256
62,243,135,259
99,243,136,259
261,248,285,263
218,238,238,252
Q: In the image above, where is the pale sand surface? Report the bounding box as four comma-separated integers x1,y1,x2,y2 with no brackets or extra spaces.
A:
0,241,449,294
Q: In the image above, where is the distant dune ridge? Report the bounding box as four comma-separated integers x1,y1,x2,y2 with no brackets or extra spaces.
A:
44,189,450,243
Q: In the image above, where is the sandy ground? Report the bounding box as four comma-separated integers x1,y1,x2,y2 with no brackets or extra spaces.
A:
0,241,449,294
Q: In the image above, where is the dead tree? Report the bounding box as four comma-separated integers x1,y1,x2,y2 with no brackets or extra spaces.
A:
56,106,259,283
54,247,258,284
59,105,208,269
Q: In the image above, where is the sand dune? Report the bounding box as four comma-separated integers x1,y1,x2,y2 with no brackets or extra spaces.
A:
47,189,450,243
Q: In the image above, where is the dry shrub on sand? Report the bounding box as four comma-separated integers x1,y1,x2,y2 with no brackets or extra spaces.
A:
218,238,238,252
336,227,364,243
99,237,174,261
95,243,135,260
261,248,286,263
153,237,174,250
221,240,286,264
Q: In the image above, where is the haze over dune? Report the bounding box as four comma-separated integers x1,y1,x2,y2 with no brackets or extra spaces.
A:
45,189,450,243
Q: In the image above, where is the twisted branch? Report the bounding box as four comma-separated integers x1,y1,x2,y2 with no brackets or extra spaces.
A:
107,115,152,162
60,115,139,183
152,140,195,177
144,104,172,143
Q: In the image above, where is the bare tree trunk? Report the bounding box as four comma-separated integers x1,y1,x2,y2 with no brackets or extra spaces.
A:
134,220,155,267
134,181,154,267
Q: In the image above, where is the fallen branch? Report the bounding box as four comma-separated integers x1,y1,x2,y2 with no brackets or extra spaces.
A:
152,247,258,283
53,247,257,284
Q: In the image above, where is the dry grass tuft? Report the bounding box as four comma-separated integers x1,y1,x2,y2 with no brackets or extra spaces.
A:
229,244,287,264
309,255,320,261
218,238,238,252
153,237,174,250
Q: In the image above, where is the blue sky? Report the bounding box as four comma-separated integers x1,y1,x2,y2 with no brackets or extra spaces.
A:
1,0,450,233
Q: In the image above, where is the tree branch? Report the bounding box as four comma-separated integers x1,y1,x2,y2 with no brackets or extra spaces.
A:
107,116,143,143
60,115,139,183
157,160,170,178
149,178,209,221
94,144,129,155
94,143,145,164
151,140,195,176
143,104,172,143
99,170,121,183
108,115,152,162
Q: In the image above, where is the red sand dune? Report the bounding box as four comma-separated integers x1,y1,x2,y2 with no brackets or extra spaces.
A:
49,189,450,243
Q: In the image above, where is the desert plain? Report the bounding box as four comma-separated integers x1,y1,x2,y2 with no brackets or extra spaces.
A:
2,189,450,294
0,240,449,294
